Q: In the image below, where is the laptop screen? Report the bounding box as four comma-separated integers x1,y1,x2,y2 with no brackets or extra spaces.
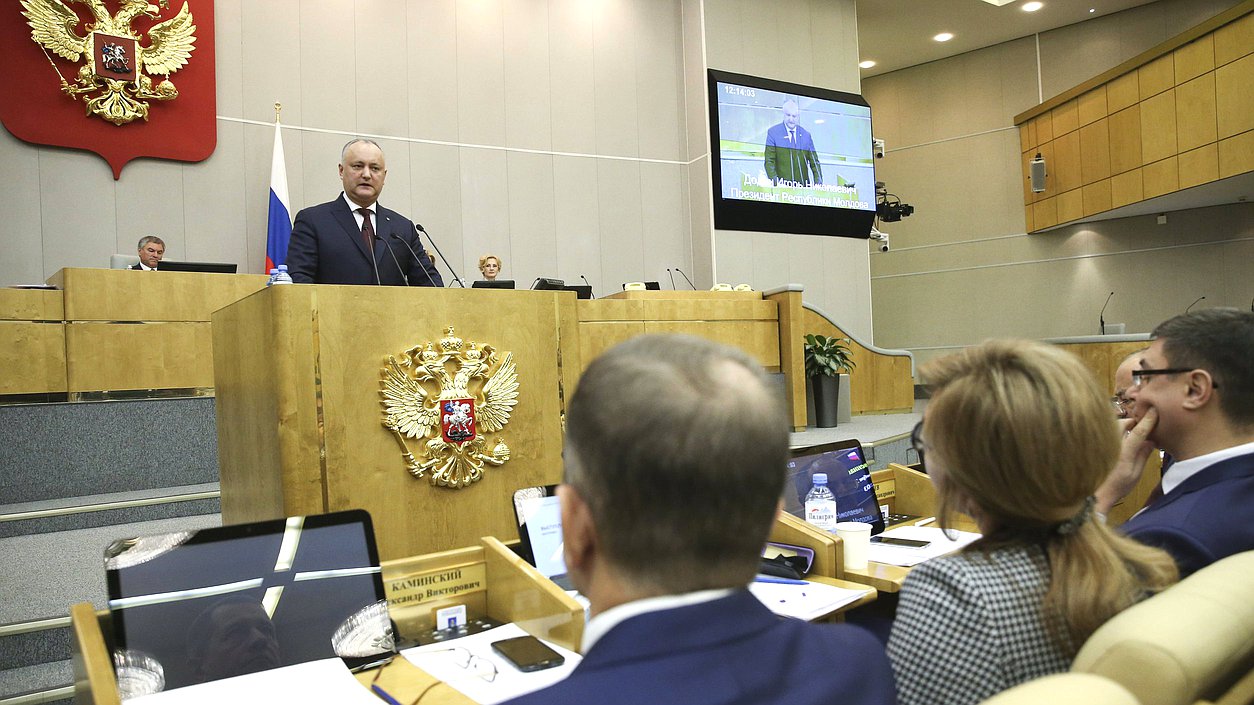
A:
104,510,392,693
783,440,884,534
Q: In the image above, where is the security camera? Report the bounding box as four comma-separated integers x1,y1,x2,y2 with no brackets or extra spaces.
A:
869,227,889,252
873,138,885,159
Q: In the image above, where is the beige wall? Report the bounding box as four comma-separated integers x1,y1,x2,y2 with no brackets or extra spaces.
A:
863,0,1252,366
2,0,695,295
1,0,876,341
701,0,875,341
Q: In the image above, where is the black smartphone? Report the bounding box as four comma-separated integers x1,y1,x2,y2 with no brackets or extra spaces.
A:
491,635,565,672
870,536,931,549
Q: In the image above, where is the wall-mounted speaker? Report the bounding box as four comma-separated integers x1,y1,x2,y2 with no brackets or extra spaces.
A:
1029,154,1047,193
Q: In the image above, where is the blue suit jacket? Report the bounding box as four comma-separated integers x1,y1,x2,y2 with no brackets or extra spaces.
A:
1121,451,1254,577
286,195,442,286
503,590,895,705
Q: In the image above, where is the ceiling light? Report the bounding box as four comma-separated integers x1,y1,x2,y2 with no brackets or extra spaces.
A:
859,60,877,69
1089,7,1096,11
1022,1,1043,11
933,32,954,42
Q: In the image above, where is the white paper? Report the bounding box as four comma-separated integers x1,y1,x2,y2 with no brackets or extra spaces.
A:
749,580,872,621
866,526,982,567
128,658,378,704
401,622,581,704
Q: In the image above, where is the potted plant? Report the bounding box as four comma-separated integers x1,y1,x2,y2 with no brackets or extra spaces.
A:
804,334,855,428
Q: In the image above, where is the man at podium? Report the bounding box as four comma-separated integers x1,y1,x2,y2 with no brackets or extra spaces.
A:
286,139,442,287
504,335,893,705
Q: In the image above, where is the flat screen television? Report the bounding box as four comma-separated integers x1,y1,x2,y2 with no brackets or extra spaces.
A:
708,69,876,239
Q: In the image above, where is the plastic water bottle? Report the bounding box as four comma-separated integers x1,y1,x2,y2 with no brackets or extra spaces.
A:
804,473,838,532
266,268,278,286
272,264,293,285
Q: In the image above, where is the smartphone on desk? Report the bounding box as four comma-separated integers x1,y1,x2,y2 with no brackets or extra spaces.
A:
870,536,931,549
492,635,565,672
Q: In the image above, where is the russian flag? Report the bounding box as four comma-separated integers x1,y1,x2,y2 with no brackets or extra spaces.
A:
264,118,292,271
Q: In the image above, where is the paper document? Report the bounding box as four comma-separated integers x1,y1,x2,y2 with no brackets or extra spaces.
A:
402,622,581,704
867,526,982,567
749,580,871,621
129,658,378,704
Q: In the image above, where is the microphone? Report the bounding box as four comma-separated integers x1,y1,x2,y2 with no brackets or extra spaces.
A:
1185,296,1205,313
379,236,409,286
367,234,382,286
580,274,596,299
414,223,465,287
388,233,438,287
675,268,697,290
667,268,677,290
1100,291,1114,335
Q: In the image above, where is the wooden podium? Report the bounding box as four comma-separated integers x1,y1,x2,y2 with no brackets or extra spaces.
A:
213,285,573,560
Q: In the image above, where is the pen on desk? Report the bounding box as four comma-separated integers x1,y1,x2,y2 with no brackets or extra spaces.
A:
914,516,936,527
371,684,404,705
754,575,808,585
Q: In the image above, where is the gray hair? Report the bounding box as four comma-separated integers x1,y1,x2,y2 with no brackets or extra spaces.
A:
340,138,383,163
137,236,164,250
564,334,788,593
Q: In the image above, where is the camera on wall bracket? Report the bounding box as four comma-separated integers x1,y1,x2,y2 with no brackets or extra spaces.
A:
868,227,889,252
875,181,914,223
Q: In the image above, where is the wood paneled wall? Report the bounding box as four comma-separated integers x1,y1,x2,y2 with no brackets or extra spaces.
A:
1017,5,1253,231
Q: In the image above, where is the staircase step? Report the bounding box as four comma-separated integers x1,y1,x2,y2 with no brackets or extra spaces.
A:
0,485,220,538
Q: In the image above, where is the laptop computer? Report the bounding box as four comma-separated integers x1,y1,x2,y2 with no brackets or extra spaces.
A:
784,439,916,535
511,485,575,591
104,509,393,694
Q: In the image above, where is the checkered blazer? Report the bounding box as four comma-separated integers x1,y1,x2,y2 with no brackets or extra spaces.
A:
887,543,1072,705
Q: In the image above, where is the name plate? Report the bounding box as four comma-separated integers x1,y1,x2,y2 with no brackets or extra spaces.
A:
387,563,487,608
874,478,896,502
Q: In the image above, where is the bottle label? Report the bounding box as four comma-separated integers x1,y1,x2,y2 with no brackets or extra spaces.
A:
805,499,837,531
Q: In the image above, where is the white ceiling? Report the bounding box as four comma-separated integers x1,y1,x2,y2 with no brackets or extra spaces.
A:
856,0,1160,78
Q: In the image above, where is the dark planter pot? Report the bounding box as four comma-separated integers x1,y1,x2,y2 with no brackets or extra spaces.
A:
808,374,841,428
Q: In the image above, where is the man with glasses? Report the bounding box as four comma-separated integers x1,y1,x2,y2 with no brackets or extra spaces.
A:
1113,309,1254,577
286,139,442,286
504,335,894,705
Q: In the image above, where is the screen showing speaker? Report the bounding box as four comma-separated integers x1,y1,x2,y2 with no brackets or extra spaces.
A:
708,69,877,239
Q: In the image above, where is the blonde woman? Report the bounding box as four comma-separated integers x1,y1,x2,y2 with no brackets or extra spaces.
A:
478,254,501,281
889,340,1177,705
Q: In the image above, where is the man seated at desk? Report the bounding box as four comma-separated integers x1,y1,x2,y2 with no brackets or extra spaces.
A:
504,334,894,705
132,236,165,270
1112,309,1254,576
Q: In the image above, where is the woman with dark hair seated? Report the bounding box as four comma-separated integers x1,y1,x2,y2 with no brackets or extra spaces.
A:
889,339,1177,705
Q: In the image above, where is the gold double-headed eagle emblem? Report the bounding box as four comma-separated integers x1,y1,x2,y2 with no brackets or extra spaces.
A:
21,0,197,125
381,327,519,489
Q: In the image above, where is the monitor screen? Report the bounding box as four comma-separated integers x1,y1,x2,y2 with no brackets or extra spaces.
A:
708,69,876,239
157,261,238,274
471,279,516,289
783,440,883,534
104,510,391,693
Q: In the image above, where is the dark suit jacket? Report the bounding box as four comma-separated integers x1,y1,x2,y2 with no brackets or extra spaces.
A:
1121,451,1254,577
764,123,823,186
129,263,145,270
502,590,895,705
286,195,443,286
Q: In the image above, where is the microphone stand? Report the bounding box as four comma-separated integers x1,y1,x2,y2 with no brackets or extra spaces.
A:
415,224,465,287
580,275,596,299
380,237,409,286
1185,296,1205,313
667,269,677,290
389,234,438,287
675,268,698,290
1100,291,1114,335
368,235,382,286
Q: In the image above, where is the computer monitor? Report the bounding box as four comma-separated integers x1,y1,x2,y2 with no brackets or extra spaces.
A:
157,261,238,274
471,279,516,289
104,509,392,693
